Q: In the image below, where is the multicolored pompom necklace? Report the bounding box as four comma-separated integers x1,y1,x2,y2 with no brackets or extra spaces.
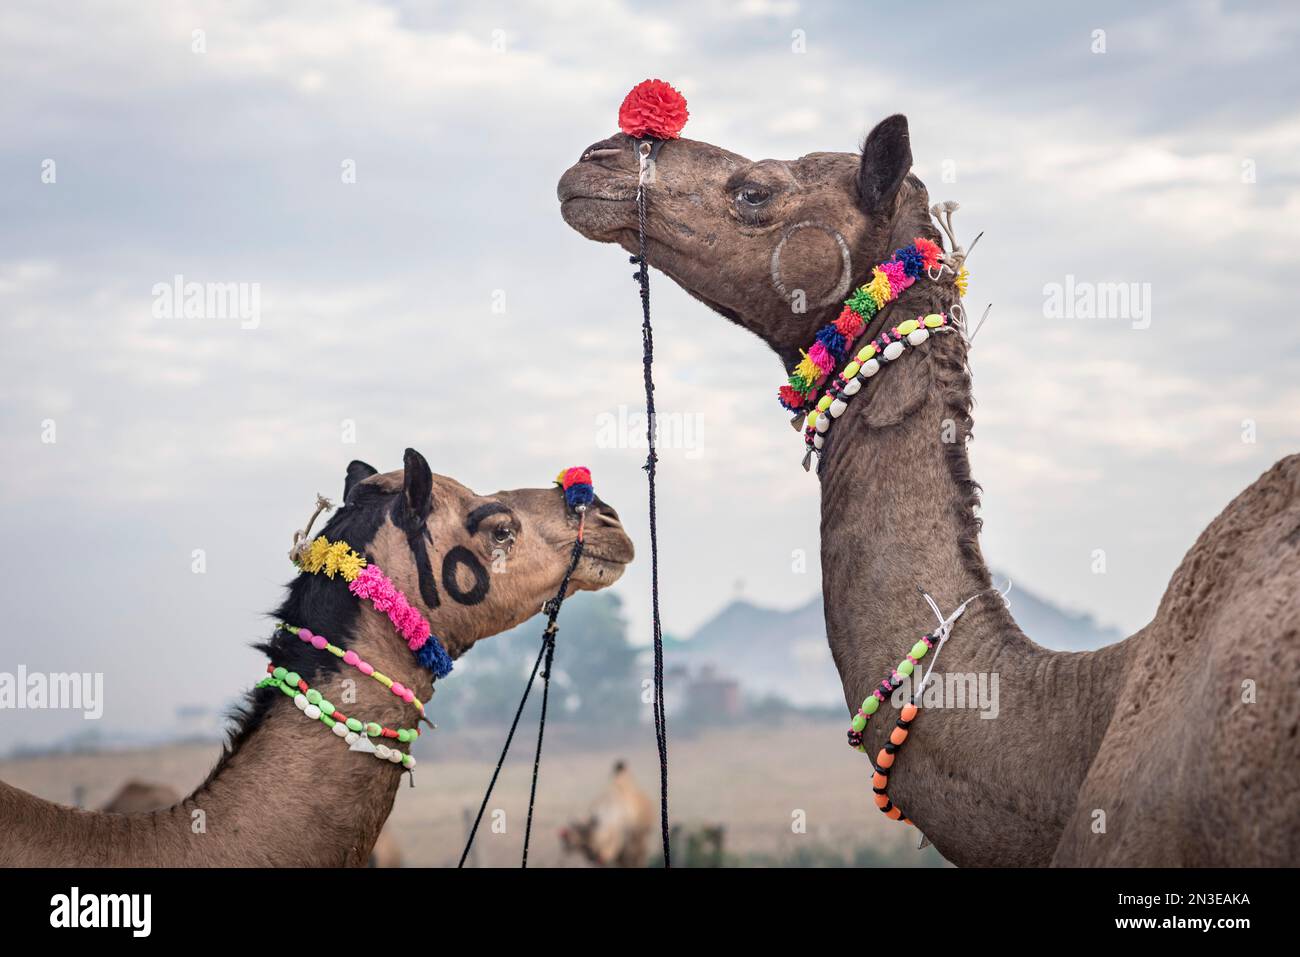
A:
785,202,981,471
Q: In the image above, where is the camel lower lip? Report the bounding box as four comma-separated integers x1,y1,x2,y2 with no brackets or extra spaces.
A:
583,551,631,566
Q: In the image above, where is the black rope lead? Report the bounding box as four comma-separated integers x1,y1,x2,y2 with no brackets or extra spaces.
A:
458,533,585,868
634,165,671,868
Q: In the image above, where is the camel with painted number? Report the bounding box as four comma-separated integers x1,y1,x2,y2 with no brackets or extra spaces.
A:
0,449,633,866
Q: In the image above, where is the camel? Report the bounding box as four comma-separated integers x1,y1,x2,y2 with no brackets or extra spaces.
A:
0,449,633,866
559,760,654,867
100,781,182,814
558,116,1300,866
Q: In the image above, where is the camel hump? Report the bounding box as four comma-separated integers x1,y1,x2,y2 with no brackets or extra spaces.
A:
1155,452,1300,636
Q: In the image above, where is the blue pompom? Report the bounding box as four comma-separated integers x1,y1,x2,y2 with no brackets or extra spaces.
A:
895,245,924,279
814,326,846,358
416,637,454,679
564,483,595,509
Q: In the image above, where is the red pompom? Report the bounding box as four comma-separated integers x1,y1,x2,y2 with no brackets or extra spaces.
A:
618,79,689,140
914,237,942,270
561,466,592,490
777,385,806,410
834,306,864,339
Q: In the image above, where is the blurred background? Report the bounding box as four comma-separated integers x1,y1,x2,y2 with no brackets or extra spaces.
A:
1,0,1297,866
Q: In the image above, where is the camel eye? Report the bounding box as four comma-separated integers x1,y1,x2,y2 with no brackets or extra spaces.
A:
492,526,515,545
735,185,772,208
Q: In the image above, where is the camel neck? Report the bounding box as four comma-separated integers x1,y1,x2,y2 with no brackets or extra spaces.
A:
5,615,427,866
812,282,1132,866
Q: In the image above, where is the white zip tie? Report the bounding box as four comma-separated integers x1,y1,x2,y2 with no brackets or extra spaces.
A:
914,578,1012,705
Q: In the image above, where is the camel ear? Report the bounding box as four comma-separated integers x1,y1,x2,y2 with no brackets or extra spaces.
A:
343,460,378,501
858,114,912,214
401,448,434,520
862,348,932,428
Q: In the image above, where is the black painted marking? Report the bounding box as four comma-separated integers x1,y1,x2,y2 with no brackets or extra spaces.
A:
442,545,490,606
391,497,440,609
465,503,513,536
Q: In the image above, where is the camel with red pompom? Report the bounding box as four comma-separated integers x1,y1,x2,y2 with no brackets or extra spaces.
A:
557,103,1300,866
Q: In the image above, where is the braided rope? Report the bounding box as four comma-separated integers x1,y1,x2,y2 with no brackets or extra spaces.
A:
635,168,672,868
458,534,585,868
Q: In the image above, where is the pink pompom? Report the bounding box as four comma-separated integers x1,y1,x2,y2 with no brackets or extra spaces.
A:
342,650,360,666
881,260,912,296
808,342,835,371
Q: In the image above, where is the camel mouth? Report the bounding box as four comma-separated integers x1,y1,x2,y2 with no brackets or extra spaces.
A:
557,162,639,242
559,195,637,243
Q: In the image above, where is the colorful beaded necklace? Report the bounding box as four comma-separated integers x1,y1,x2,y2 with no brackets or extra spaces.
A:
257,666,418,771
279,623,427,719
845,630,941,827
802,312,952,467
845,588,1004,828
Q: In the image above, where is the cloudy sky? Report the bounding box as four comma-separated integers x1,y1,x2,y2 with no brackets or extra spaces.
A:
2,0,1298,745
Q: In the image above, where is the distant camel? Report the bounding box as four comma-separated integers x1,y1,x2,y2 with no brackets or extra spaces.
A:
560,761,654,867
0,450,633,866
100,781,181,814
559,115,1300,865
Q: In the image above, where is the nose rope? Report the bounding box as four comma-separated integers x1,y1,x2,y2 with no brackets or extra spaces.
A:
458,468,591,868
632,140,673,869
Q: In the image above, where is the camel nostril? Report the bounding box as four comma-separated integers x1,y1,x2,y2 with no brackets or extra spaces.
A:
580,138,624,163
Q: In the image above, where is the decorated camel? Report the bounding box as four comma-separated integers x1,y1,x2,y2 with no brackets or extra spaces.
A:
558,100,1300,866
559,760,655,867
0,450,633,866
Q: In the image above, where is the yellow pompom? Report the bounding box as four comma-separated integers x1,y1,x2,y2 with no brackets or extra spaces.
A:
794,354,820,384
337,551,366,581
301,537,331,574
866,268,893,308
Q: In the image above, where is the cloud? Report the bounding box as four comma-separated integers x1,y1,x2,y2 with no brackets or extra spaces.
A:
1,0,1297,745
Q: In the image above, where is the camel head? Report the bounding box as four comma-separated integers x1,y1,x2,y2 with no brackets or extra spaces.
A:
278,449,634,664
558,114,937,366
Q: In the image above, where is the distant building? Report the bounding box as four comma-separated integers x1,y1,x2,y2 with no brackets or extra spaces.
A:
683,664,741,722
